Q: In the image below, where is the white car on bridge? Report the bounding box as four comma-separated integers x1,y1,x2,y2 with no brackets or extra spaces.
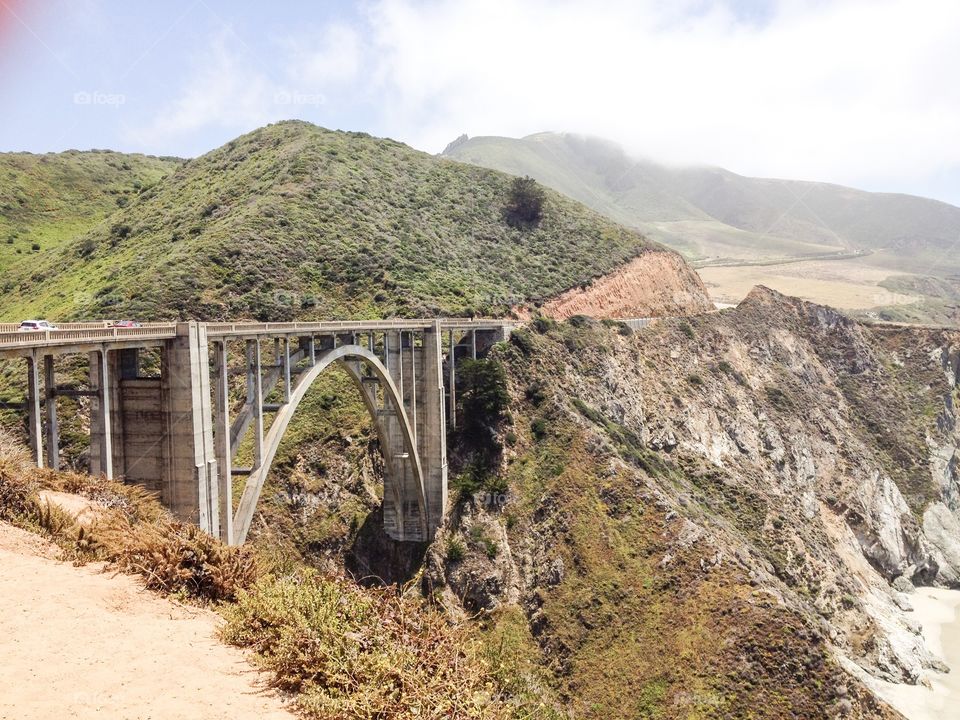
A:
17,320,58,332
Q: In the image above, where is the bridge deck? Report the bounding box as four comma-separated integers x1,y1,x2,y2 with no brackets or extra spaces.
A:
0,319,513,358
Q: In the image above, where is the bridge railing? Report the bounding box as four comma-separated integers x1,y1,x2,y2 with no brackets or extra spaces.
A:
205,319,513,337
0,326,178,348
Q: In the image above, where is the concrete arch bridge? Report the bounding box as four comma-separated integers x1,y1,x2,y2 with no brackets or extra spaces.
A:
0,319,512,544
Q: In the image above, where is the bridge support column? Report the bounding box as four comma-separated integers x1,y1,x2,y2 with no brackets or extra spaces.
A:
282,337,291,403
213,341,233,544
246,339,264,469
160,322,218,535
379,326,448,541
88,349,114,480
44,355,59,470
419,321,448,537
26,354,42,467
448,331,456,431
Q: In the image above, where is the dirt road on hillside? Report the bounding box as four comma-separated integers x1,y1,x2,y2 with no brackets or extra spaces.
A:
0,522,294,720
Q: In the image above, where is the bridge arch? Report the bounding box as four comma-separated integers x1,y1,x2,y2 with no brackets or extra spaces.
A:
232,344,427,544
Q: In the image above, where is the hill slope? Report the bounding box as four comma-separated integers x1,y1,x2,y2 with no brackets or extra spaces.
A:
0,122,707,322
0,150,180,296
443,133,960,275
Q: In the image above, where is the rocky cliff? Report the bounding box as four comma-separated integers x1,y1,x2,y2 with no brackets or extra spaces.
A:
426,286,960,718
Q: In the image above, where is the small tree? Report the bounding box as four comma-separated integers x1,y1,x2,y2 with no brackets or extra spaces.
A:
456,358,509,466
504,175,545,228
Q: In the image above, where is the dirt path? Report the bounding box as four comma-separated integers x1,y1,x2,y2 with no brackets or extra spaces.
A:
0,522,295,720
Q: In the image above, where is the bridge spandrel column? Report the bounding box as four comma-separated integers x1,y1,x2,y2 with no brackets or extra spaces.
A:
26,354,42,468
381,331,408,539
420,322,448,538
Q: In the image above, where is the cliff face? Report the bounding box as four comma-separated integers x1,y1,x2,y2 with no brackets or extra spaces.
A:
427,287,960,718
540,249,715,320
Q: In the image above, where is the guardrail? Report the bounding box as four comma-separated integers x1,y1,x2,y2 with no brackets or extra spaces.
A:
205,318,513,337
0,321,174,333
0,326,178,349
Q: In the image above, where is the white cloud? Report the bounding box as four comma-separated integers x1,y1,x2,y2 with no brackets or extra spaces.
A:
122,0,960,201
123,31,281,149
356,0,960,197
286,23,363,88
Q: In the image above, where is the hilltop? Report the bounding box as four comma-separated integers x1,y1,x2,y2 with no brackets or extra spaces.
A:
0,122,707,322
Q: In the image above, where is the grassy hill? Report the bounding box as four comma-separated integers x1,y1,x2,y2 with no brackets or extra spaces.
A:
0,150,180,298
443,132,960,274
0,122,677,322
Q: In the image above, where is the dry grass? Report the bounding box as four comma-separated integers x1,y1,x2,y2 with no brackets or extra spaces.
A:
0,429,257,602
221,569,523,720
102,518,258,602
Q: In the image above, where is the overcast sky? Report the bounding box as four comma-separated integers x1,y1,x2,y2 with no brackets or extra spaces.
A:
1,0,958,205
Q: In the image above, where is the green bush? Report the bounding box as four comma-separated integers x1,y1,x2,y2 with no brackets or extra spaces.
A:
455,359,509,470
504,175,545,228
531,417,549,439
446,537,466,562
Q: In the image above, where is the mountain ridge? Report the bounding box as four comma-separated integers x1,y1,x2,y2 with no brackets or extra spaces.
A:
0,122,710,322
442,132,960,275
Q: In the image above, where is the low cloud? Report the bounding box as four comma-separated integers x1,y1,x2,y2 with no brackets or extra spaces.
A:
360,0,960,198
123,0,960,202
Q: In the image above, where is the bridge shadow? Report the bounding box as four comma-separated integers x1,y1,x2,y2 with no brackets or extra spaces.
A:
345,507,428,587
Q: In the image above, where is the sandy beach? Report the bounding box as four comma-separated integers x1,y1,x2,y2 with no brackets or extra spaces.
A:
870,588,960,720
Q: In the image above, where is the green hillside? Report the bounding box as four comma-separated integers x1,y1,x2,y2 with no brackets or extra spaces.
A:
0,122,664,322
443,132,960,274
0,150,181,297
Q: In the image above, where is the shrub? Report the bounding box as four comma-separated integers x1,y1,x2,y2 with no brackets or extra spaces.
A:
504,175,546,228
0,447,34,522
446,537,466,562
531,315,555,334
453,359,509,481
510,328,535,356
104,518,259,601
457,358,509,443
531,417,549,439
30,243,40,251
221,570,516,718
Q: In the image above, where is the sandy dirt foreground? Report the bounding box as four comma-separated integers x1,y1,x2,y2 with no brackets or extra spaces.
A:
0,522,295,720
